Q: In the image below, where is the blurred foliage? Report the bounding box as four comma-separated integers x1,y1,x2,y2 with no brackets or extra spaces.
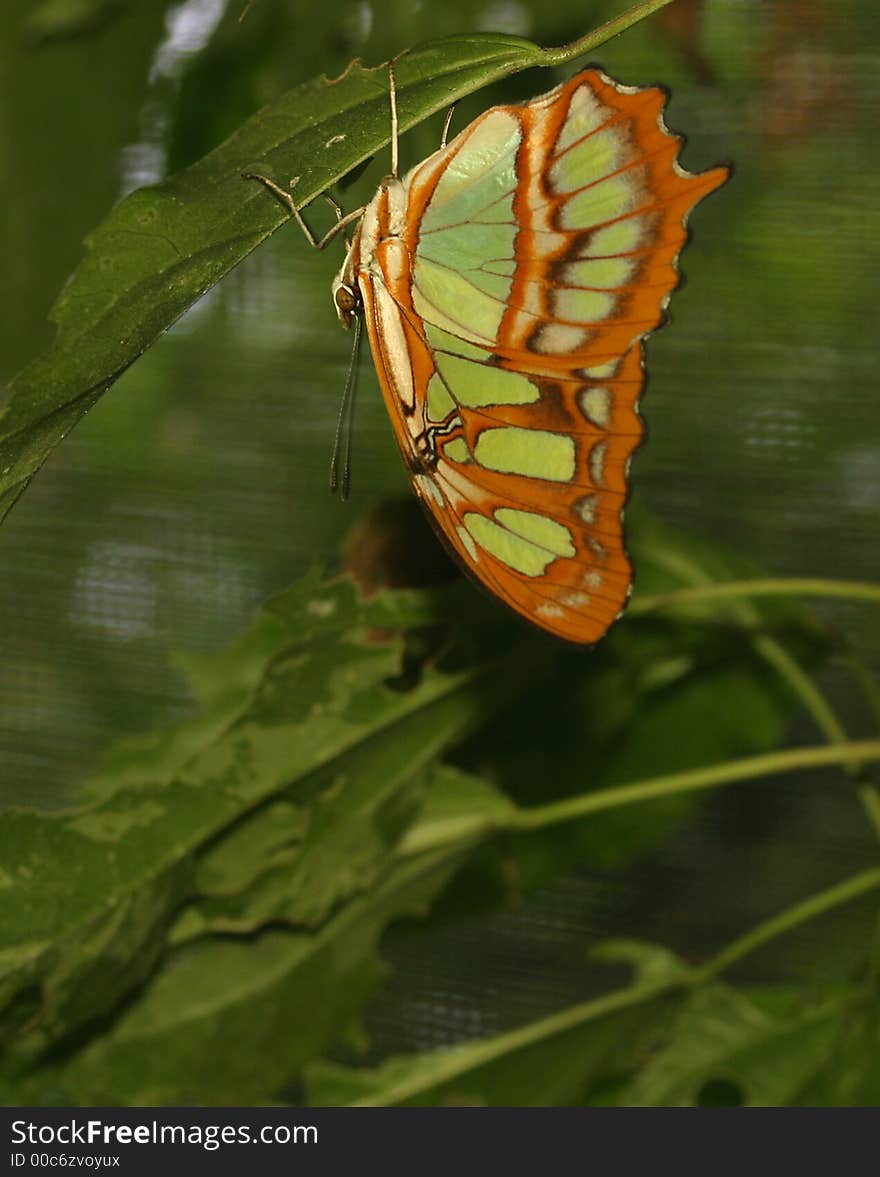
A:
1,527,878,1104
307,956,880,1106
0,0,879,1107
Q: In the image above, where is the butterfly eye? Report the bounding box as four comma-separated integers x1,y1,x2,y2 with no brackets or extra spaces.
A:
334,284,359,324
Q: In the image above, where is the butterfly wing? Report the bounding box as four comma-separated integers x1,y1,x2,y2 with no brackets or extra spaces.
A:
356,69,728,643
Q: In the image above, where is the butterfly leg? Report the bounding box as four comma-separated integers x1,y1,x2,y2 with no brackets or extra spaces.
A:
323,192,344,221
322,192,356,252
242,170,364,250
440,103,457,149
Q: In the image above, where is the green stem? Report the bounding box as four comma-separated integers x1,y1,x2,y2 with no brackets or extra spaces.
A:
358,862,880,1106
751,633,853,760
695,865,880,982
352,976,669,1107
845,649,880,728
633,558,880,833
543,0,676,64
631,578,880,615
858,784,880,843
837,651,880,844
635,555,849,746
512,739,880,833
400,739,880,856
757,634,880,841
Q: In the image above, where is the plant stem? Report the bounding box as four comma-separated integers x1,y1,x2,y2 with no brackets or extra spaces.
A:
632,560,880,838
511,739,880,833
543,0,675,64
858,784,880,844
357,862,880,1106
753,635,846,745
845,649,880,728
631,578,880,615
352,976,670,1106
695,866,880,982
400,740,880,856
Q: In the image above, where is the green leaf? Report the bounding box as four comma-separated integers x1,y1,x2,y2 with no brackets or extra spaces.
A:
0,574,523,1073
590,939,693,988
798,994,880,1106
795,921,880,1105
18,842,467,1106
0,1,674,524
616,983,849,1107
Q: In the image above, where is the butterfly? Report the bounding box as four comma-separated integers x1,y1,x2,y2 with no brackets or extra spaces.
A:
248,66,729,643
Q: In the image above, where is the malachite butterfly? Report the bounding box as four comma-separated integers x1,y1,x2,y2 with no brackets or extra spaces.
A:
260,67,729,643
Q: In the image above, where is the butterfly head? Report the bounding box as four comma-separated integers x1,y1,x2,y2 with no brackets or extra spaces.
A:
332,228,363,329
332,278,359,329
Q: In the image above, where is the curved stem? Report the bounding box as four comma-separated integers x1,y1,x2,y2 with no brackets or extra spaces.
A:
543,0,675,64
695,866,880,982
751,633,859,773
845,649,880,729
400,740,880,856
512,740,880,834
355,862,880,1106
632,558,880,834
352,977,667,1107
632,578,880,616
858,785,880,843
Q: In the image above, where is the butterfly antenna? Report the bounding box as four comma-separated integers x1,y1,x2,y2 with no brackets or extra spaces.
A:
329,312,362,500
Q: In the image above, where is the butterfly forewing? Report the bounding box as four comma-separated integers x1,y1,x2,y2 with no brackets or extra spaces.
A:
353,69,728,643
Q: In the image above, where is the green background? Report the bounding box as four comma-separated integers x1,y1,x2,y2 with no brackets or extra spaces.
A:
1,0,878,1104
